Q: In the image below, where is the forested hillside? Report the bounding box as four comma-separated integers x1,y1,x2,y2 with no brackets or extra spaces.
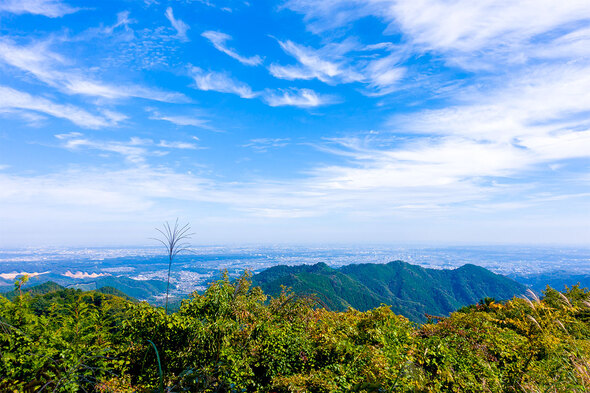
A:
253,261,526,321
2,273,590,392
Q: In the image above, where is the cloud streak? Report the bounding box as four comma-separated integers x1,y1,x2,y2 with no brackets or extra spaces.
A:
55,133,201,163
188,66,257,98
0,0,78,18
243,138,290,153
284,0,590,69
165,7,190,41
269,38,405,95
202,31,263,66
148,110,211,128
0,86,121,128
0,38,188,103
264,88,337,108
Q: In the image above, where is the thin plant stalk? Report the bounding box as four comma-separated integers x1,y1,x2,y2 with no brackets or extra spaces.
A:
147,340,164,393
152,219,193,314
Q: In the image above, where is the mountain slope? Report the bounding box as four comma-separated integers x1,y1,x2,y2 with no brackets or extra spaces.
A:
1,280,139,303
1,281,64,301
253,261,526,322
252,262,391,311
510,271,590,294
67,276,170,300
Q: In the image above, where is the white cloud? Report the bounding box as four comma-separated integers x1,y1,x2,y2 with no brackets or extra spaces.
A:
102,11,135,35
55,133,201,163
284,0,590,67
395,64,590,142
362,54,405,96
188,66,257,98
0,86,119,128
56,134,152,164
165,7,190,41
388,0,590,53
187,64,340,107
1,122,588,245
0,0,78,17
243,138,290,153
189,0,238,13
202,31,263,66
0,108,47,125
148,111,210,128
0,38,188,103
85,11,137,41
269,38,404,95
303,63,590,200
157,140,200,149
264,88,337,108
269,39,361,84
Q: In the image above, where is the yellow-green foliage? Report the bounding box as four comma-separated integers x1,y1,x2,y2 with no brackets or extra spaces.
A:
2,274,590,392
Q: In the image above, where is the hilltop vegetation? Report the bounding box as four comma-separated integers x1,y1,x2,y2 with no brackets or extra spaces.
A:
0,274,174,303
2,281,137,302
253,261,526,322
2,272,590,392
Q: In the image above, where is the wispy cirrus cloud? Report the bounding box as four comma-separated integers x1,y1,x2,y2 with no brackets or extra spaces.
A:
202,31,263,66
0,0,78,17
0,86,122,128
284,0,590,68
56,133,152,164
269,39,361,84
0,38,188,103
394,64,590,143
165,7,190,41
243,138,290,153
101,11,135,36
269,38,405,95
188,65,338,108
362,54,406,96
2,122,589,244
188,65,257,98
157,140,201,149
55,132,200,164
148,109,211,129
264,88,337,108
313,63,590,197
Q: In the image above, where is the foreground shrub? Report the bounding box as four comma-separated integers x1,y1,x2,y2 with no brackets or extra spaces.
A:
2,275,590,392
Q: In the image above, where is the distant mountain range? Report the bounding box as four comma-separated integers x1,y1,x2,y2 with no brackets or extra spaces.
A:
252,261,527,322
0,274,172,302
510,271,590,293
2,281,135,302
5,260,579,323
65,276,169,300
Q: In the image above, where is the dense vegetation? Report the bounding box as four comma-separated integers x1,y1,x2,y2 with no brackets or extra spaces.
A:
0,275,173,303
2,272,590,392
2,281,136,302
253,261,526,322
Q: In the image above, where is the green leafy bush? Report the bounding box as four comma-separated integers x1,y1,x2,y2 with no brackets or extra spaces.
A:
2,272,590,392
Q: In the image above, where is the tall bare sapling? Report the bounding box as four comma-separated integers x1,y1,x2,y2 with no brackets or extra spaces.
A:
152,219,193,314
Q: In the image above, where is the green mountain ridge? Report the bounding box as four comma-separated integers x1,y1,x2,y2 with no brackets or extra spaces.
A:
1,280,137,302
0,273,173,301
1,281,64,301
252,260,527,322
66,276,170,300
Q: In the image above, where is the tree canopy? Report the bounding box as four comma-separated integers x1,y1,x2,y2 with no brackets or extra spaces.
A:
2,273,590,392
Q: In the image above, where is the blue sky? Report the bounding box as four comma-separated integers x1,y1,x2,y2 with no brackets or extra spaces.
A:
0,0,589,247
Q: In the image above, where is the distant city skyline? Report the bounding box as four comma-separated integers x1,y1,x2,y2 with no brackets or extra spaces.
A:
0,0,589,247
